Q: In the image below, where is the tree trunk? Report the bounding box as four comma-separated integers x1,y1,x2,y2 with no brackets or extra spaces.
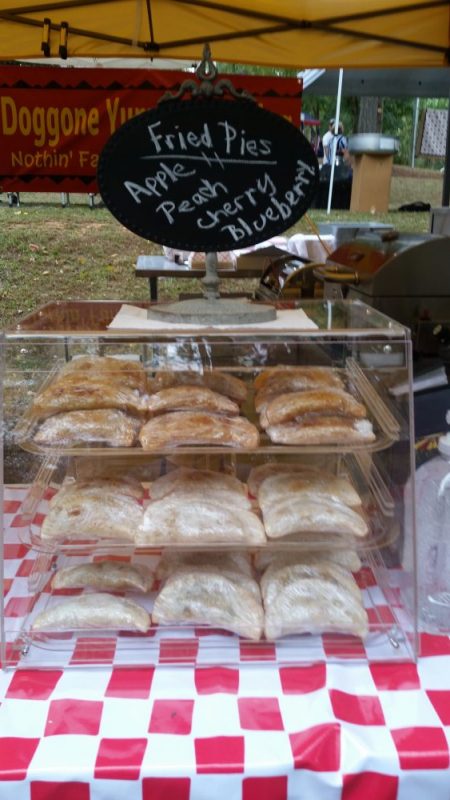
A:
357,97,382,132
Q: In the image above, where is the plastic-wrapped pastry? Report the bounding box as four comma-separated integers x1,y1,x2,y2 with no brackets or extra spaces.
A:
147,385,239,417
261,495,368,539
156,549,254,580
247,462,322,498
152,565,264,639
254,547,362,575
33,409,141,447
50,476,145,505
259,389,368,429
41,486,142,541
257,472,362,511
148,370,247,404
55,355,148,392
261,561,368,639
137,496,266,545
254,365,344,390
32,593,150,632
139,411,259,450
265,417,375,446
30,374,147,420
149,467,251,509
51,561,153,592
255,367,344,412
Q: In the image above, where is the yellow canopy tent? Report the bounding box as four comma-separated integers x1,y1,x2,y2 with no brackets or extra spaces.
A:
0,0,448,67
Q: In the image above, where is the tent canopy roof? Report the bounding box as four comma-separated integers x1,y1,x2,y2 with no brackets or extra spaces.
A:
302,67,450,97
0,0,449,68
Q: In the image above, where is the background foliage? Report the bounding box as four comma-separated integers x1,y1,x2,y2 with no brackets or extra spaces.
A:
219,62,448,171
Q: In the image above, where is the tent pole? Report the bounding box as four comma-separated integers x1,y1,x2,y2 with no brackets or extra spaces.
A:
326,67,343,215
411,97,420,168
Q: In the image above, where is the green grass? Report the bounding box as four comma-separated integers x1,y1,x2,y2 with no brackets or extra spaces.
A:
390,165,443,209
0,167,444,329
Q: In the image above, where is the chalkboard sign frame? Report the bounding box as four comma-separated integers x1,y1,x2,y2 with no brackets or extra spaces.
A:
98,96,319,253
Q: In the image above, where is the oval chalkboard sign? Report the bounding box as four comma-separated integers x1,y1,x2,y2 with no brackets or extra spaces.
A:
97,97,319,252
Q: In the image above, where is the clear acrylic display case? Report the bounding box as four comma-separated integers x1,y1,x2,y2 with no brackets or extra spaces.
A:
1,299,417,668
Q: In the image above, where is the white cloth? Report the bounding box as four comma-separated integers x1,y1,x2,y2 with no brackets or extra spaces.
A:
108,303,318,332
288,233,335,262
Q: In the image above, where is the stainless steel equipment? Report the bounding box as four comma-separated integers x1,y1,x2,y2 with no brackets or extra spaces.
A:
315,231,450,355
347,133,399,155
318,221,394,247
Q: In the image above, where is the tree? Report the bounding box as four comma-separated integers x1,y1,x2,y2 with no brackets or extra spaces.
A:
357,97,382,132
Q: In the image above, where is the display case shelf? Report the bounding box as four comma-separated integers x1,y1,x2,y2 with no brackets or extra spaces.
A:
5,550,415,668
15,358,400,457
17,450,395,556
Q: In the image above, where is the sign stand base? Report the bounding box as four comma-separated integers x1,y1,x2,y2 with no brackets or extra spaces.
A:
147,250,276,324
147,297,276,325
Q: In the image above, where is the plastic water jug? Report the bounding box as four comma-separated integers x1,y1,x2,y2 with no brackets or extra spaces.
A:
415,427,450,632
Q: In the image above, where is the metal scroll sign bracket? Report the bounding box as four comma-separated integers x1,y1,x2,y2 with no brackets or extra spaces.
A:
159,43,255,104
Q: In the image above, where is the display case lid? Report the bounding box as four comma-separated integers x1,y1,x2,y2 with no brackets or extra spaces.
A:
6,300,410,340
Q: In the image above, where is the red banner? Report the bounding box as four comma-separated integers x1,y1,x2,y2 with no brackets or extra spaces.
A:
0,65,302,194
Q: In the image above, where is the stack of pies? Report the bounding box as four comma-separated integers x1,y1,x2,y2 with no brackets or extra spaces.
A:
40,476,144,542
248,462,368,541
139,370,258,450
152,550,264,640
147,369,247,405
30,359,259,450
148,466,251,507
136,467,265,545
254,367,375,445
259,552,368,640
151,548,367,641
247,460,368,638
32,355,148,447
33,555,153,633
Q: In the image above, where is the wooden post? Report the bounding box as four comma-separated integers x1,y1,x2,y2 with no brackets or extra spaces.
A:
350,153,394,212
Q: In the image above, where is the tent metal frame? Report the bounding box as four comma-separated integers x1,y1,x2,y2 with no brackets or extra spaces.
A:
0,0,448,60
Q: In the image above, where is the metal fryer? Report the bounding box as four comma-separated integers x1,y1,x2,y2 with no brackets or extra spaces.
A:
315,231,450,355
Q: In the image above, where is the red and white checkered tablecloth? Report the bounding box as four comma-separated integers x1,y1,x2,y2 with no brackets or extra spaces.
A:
2,487,450,800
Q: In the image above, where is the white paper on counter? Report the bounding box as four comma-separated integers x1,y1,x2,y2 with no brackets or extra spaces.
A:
107,303,319,332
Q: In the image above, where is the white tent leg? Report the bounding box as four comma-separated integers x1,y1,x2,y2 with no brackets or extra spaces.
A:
326,68,344,215
411,97,420,168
